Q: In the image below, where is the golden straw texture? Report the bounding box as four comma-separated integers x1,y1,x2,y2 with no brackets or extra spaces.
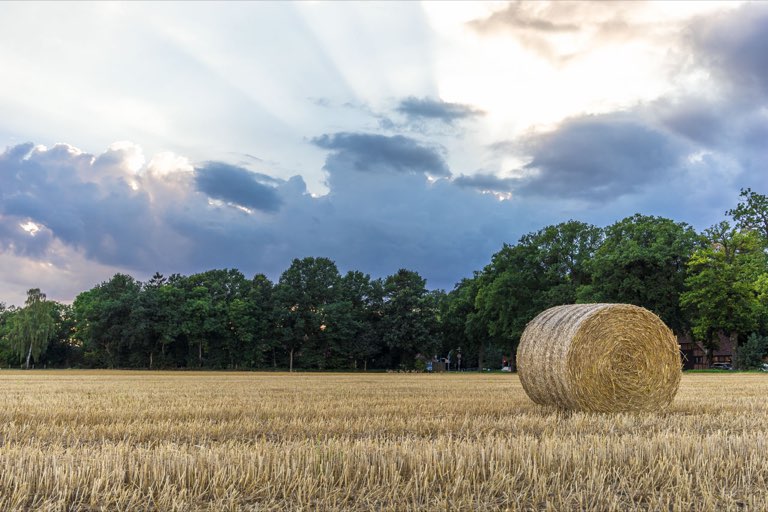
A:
517,304,681,412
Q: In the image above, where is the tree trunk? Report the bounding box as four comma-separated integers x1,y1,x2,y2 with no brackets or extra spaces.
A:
477,342,484,372
149,351,154,369
364,359,367,371
198,341,203,367
289,348,294,372
25,342,33,370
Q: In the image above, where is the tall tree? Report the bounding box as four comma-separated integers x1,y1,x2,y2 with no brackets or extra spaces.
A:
72,274,141,368
177,269,250,368
135,272,167,369
41,303,78,367
246,274,277,368
181,285,212,367
325,271,381,370
580,214,698,333
380,269,439,369
443,275,488,370
0,303,10,365
727,188,768,242
0,303,14,366
6,289,57,369
474,220,602,367
680,222,765,362
273,257,341,370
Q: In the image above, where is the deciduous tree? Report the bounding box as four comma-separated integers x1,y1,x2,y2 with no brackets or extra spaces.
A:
274,257,341,370
680,223,765,363
6,289,57,369
580,214,698,333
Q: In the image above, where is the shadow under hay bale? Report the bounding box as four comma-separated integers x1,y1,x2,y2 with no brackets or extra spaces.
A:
517,304,681,413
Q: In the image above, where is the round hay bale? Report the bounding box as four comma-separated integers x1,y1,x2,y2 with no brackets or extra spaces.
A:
517,303,681,412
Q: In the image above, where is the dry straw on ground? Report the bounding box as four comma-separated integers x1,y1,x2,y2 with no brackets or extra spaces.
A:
1,371,768,510
517,303,682,412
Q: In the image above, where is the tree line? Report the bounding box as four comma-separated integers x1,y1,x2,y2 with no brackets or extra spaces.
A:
2,188,768,371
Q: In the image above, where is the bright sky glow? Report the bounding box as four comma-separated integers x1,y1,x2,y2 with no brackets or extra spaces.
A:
0,0,766,306
20,221,40,236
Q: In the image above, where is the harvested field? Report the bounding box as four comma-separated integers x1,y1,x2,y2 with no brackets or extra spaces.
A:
0,371,767,511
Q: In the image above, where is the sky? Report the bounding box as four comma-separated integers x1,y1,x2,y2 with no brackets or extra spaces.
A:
1,1,768,306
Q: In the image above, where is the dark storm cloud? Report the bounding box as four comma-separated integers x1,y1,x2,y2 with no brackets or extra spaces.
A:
195,162,282,213
0,143,181,270
653,98,727,147
312,132,450,176
691,3,768,99
0,140,535,293
516,114,683,200
396,97,484,124
0,118,760,304
0,213,55,257
651,3,768,175
453,173,516,193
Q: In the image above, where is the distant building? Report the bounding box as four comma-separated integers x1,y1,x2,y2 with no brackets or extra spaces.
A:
678,333,735,369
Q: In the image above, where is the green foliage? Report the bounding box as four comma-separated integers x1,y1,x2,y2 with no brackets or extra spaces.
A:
0,303,16,366
4,189,767,372
733,333,768,370
29,302,78,368
473,220,602,366
727,188,768,242
73,274,141,368
443,276,486,368
274,257,342,370
580,214,699,332
329,271,383,370
680,223,765,354
379,269,439,369
5,289,57,368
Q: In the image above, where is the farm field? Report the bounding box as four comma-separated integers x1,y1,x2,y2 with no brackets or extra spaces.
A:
1,371,767,511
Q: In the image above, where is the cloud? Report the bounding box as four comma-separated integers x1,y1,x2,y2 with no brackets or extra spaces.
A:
650,3,768,182
0,214,56,258
516,114,684,200
0,139,534,303
312,132,450,176
0,239,138,307
396,97,484,124
0,143,184,271
690,3,768,100
468,1,655,62
195,162,283,213
652,98,729,148
0,117,762,309
471,2,580,34
453,173,516,193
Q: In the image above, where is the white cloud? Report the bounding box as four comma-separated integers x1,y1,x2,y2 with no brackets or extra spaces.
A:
0,1,767,306
147,152,193,176
0,239,136,307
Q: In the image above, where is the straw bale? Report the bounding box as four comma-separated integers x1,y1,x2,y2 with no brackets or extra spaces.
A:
517,304,681,412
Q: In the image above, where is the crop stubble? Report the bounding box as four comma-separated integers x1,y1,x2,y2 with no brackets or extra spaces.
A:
0,371,767,511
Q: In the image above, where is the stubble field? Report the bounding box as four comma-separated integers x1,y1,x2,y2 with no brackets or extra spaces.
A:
0,371,767,511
